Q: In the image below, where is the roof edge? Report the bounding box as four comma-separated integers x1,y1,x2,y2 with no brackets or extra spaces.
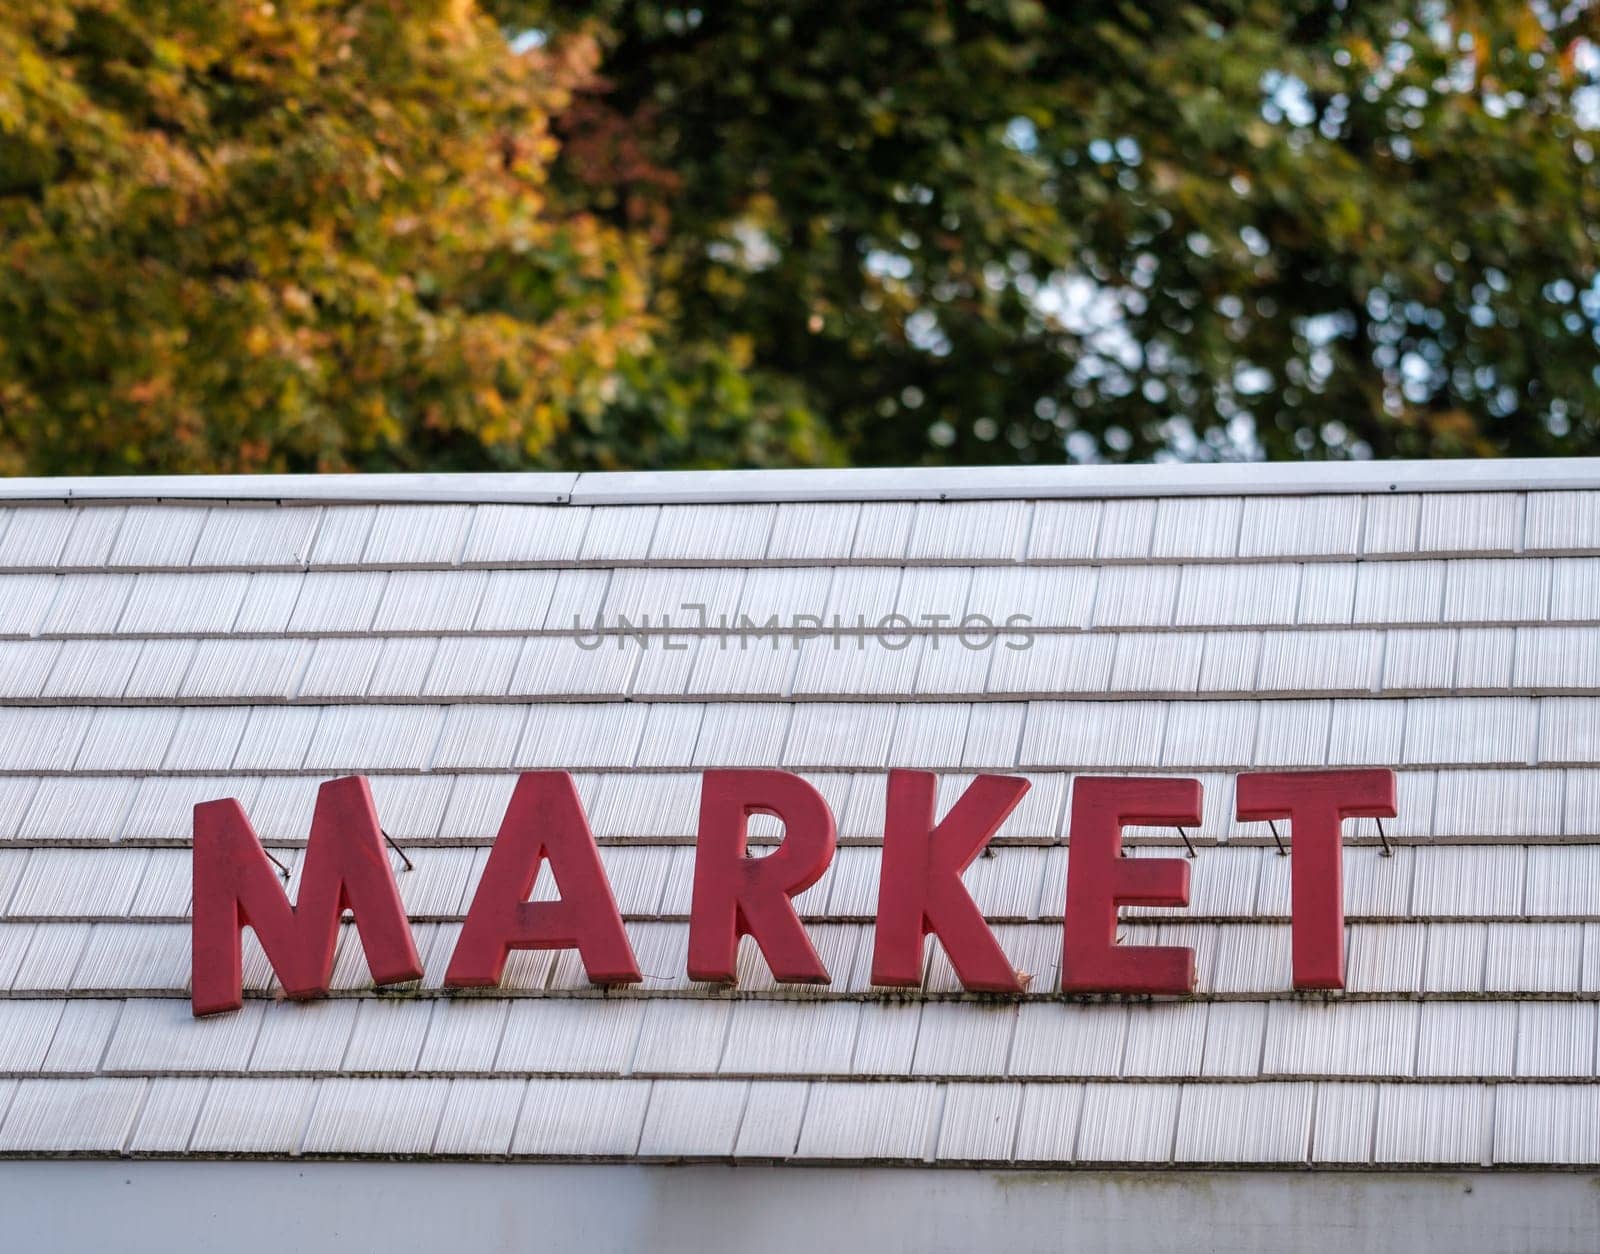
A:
1,459,1596,506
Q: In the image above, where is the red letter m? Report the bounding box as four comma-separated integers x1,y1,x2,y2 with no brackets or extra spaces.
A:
192,776,422,1017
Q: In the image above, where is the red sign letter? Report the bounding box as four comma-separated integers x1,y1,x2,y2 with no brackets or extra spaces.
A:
1235,769,1397,990
446,772,641,988
192,776,422,1017
687,769,836,984
1061,776,1201,995
871,770,1029,992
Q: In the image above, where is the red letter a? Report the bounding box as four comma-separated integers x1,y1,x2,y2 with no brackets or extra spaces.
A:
192,775,422,1017
1235,769,1397,990
687,769,836,984
1061,776,1201,995
446,772,641,988
871,770,1029,992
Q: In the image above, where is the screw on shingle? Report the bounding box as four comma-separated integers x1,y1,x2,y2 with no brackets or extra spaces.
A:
1268,819,1288,857
381,828,414,873
1375,816,1393,858
262,848,292,882
1174,827,1195,859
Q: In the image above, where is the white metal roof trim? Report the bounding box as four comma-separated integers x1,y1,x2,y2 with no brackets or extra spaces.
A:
0,458,1592,507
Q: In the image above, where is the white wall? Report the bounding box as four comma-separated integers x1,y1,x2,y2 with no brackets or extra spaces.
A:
2,1162,1596,1254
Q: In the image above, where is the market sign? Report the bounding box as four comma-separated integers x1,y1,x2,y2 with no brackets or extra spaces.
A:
191,768,1397,1017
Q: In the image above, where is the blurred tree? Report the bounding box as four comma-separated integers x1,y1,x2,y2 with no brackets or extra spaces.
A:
514,0,1600,465
0,1,660,473
2,2,1597,473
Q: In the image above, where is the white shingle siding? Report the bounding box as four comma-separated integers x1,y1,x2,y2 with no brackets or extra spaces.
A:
0,469,1594,1166
191,505,322,570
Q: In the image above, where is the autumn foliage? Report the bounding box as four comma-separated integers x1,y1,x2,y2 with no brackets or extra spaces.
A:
0,1,649,473
1,3,1598,472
